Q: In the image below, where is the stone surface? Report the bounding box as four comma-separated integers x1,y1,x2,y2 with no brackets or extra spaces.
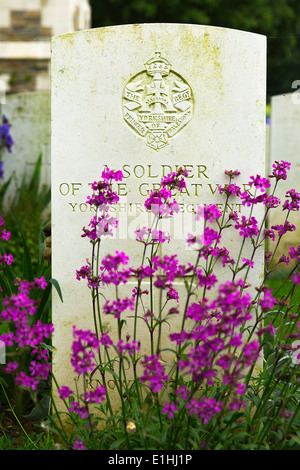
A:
0,0,91,94
51,24,266,409
2,91,51,209
267,93,300,264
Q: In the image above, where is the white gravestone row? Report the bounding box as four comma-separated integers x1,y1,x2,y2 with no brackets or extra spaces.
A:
1,92,51,211
51,24,266,410
267,93,300,265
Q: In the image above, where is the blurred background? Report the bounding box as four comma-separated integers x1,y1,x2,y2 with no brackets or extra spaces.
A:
90,0,300,99
0,0,300,99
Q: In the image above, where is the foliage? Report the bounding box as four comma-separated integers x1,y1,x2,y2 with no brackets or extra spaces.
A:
0,208,55,421
1,153,51,275
0,153,56,425
1,155,300,450
90,0,300,97
0,115,14,181
34,161,299,451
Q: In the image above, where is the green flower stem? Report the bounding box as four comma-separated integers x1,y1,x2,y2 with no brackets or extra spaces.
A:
0,381,38,448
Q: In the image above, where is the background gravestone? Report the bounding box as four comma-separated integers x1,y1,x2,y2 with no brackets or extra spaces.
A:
51,24,266,407
267,93,300,264
2,91,51,210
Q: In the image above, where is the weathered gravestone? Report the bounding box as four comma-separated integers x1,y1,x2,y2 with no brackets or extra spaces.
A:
267,93,300,264
51,24,266,412
2,92,51,211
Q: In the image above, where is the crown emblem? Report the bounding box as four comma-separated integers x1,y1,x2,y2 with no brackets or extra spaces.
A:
122,52,194,151
144,52,171,76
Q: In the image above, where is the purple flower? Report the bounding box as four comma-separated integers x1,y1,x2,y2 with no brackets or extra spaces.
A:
16,371,39,391
257,322,276,337
200,227,221,246
269,160,291,181
0,253,13,266
1,229,10,241
186,299,211,322
70,326,99,375
100,251,132,286
3,361,19,374
249,174,271,192
29,360,51,380
58,386,73,400
228,397,246,411
289,245,300,261
175,385,190,401
235,216,259,239
86,179,120,207
162,402,178,418
144,186,179,217
116,338,140,356
219,183,241,196
224,169,241,178
216,353,233,369
83,385,106,403
140,354,168,393
264,228,275,241
283,189,300,211
69,401,89,419
152,254,186,288
0,115,14,154
271,221,296,236
186,397,223,424
196,204,222,222
151,229,171,243
101,168,123,181
264,194,281,208
197,270,218,289
239,341,260,366
292,272,300,285
161,167,189,192
73,439,86,450
82,214,118,240
242,258,254,269
76,264,91,281
278,254,290,266
167,287,179,302
103,297,134,319
229,334,243,348
99,331,113,348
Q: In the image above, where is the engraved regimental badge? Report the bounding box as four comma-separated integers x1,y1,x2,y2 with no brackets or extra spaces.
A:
122,52,194,151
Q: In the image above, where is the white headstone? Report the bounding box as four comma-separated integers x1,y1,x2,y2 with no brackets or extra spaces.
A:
2,92,50,210
268,93,300,264
51,24,266,411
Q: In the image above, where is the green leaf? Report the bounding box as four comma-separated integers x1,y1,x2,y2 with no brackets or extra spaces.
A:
109,437,128,450
11,209,34,281
50,278,63,302
30,282,52,326
23,395,51,421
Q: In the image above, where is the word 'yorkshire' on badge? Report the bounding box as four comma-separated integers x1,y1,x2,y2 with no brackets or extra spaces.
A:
122,52,194,151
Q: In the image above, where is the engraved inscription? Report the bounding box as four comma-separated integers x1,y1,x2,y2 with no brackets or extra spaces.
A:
122,52,194,150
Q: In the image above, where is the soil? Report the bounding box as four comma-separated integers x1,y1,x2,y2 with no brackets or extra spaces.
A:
0,404,42,448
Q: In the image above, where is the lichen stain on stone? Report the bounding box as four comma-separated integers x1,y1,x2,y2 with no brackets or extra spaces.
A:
201,32,223,76
175,29,224,95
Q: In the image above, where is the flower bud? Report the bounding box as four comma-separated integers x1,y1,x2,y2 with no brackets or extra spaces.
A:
126,421,136,434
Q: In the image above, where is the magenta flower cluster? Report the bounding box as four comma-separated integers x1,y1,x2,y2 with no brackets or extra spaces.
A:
57,326,107,420
0,216,53,394
0,278,52,390
144,167,189,217
62,158,300,439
